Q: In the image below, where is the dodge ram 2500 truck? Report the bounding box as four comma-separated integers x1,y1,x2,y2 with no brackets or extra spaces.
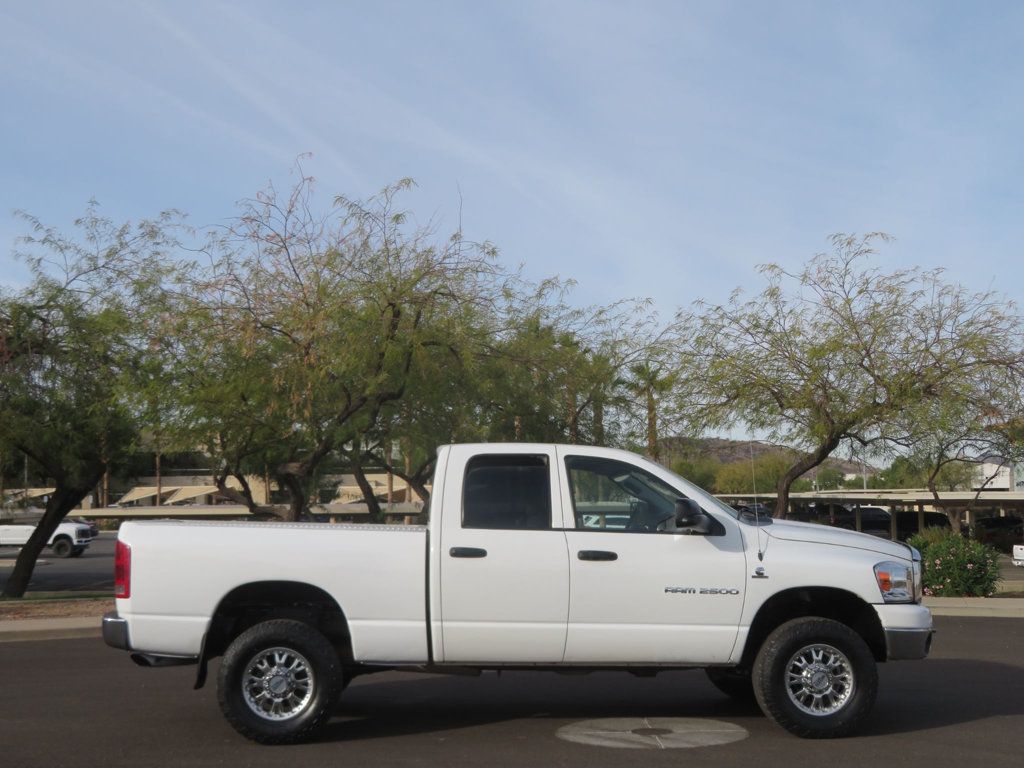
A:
104,443,932,744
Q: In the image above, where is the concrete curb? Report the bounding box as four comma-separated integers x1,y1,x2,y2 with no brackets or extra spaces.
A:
1,599,1023,643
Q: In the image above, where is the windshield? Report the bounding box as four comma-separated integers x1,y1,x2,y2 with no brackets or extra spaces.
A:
640,458,742,521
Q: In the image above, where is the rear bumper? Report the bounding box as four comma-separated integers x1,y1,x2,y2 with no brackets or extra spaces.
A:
884,627,933,660
102,611,129,650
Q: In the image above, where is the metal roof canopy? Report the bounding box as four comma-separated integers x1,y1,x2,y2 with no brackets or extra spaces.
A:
117,486,185,504
163,485,219,504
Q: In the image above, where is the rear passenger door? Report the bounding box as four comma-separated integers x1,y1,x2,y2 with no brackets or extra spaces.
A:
438,445,570,663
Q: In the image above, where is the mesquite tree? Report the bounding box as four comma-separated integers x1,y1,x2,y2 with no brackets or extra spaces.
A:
677,234,1024,518
0,206,181,596
186,174,505,520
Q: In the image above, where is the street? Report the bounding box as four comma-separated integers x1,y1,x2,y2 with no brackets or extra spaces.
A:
0,532,115,593
1,616,1022,767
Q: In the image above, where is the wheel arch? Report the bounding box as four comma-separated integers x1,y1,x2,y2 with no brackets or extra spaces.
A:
741,586,886,669
195,580,352,689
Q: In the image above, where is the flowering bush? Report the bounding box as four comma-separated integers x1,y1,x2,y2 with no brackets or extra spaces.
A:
907,531,1001,597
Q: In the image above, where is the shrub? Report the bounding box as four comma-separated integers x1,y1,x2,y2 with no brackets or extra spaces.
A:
907,531,1001,597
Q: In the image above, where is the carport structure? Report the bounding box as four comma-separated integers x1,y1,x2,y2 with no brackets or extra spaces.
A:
718,489,1024,539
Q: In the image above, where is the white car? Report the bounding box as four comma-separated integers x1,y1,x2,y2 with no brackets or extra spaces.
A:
1013,544,1024,567
0,520,93,558
104,443,932,744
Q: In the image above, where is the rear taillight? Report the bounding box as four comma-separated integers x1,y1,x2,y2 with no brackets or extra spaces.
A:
114,540,131,599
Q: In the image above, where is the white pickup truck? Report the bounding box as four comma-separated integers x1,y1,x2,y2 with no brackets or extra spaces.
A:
0,519,93,557
104,444,932,744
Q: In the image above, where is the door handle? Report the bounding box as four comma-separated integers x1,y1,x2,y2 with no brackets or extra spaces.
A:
578,550,618,561
449,546,488,558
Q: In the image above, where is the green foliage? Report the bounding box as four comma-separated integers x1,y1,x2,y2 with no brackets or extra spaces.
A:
676,233,1024,517
907,531,1001,597
814,467,844,490
1,205,182,489
1,205,185,596
712,452,796,494
671,455,720,491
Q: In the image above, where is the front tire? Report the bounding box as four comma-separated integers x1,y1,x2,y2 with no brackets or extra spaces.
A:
70,547,86,558
217,619,343,744
752,617,877,738
51,538,73,558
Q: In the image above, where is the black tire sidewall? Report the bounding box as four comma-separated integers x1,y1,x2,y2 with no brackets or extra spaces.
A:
217,619,343,744
52,538,73,558
752,617,878,738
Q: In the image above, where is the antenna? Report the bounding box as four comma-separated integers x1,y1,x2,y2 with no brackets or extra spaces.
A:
749,438,766,562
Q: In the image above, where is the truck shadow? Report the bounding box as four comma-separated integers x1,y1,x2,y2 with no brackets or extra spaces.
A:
316,659,1023,742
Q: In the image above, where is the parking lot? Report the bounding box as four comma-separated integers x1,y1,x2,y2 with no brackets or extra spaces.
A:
1,616,1021,768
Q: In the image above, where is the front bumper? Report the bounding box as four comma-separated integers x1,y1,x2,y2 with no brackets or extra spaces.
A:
874,603,933,660
102,611,129,650
884,627,933,660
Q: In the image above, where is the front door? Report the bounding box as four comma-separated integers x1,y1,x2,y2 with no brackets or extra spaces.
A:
558,449,747,665
438,446,570,663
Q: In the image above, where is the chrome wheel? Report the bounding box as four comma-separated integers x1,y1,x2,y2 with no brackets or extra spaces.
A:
784,643,854,716
241,647,315,721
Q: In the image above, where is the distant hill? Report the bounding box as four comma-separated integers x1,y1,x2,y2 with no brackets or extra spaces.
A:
660,436,875,477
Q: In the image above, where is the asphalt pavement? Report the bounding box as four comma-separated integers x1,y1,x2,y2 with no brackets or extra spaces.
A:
1,616,1021,768
0,531,115,593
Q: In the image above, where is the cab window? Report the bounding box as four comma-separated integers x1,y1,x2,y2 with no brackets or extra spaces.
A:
462,454,551,530
565,455,686,533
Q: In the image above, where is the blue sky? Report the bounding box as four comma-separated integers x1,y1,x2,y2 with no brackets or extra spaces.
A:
1,0,1022,315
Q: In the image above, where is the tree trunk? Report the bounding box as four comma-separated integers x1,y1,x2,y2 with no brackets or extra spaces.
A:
566,388,579,444
385,440,394,510
276,439,334,522
213,471,274,516
351,452,383,521
774,436,842,520
593,400,605,446
925,469,963,536
2,478,98,598
155,450,162,506
377,457,432,502
514,415,523,441
277,472,307,522
646,386,658,461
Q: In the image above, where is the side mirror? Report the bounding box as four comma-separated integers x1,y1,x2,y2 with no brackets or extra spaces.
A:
675,498,709,532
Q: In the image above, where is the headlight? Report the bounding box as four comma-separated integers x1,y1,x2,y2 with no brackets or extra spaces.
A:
874,561,915,603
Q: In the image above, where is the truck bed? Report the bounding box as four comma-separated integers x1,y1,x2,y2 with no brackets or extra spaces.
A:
117,520,428,662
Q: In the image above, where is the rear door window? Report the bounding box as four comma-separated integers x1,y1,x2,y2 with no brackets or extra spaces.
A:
462,454,552,530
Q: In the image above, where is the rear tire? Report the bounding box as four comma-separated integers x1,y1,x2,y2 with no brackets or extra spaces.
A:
217,619,344,744
752,617,877,738
51,538,73,558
